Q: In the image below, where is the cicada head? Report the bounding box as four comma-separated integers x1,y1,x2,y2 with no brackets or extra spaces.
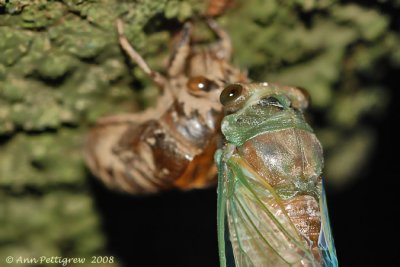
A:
219,82,312,146
174,48,246,130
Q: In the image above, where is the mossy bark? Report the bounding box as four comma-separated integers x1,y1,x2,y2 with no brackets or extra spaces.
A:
0,0,399,266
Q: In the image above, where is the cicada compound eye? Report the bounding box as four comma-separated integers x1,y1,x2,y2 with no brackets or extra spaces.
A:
220,84,245,106
187,76,216,93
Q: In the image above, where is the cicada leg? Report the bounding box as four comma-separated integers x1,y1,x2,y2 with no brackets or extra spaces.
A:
205,17,232,61
116,19,166,88
167,21,192,77
107,19,176,125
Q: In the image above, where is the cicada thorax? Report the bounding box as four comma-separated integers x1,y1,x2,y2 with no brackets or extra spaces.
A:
237,129,324,263
85,19,247,194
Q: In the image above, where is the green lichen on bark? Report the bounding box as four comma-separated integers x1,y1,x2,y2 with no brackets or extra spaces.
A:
0,0,399,266
0,0,203,266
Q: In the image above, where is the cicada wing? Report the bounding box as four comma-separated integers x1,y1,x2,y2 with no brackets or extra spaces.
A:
216,148,240,267
216,149,228,267
228,192,287,267
226,156,317,267
318,182,339,267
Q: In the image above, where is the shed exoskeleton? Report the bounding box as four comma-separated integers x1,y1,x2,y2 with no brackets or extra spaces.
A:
84,19,247,194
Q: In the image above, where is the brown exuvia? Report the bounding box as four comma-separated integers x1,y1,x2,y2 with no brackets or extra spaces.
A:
84,19,247,194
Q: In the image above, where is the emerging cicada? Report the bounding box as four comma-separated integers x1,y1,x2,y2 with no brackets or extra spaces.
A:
215,83,338,266
84,19,247,194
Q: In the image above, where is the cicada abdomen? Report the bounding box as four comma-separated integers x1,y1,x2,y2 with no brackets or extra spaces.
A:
84,19,247,194
215,83,338,266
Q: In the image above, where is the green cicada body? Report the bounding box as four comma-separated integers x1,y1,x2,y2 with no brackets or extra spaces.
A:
215,83,338,267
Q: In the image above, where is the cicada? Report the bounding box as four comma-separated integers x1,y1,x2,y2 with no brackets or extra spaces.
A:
215,83,338,266
84,19,247,194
